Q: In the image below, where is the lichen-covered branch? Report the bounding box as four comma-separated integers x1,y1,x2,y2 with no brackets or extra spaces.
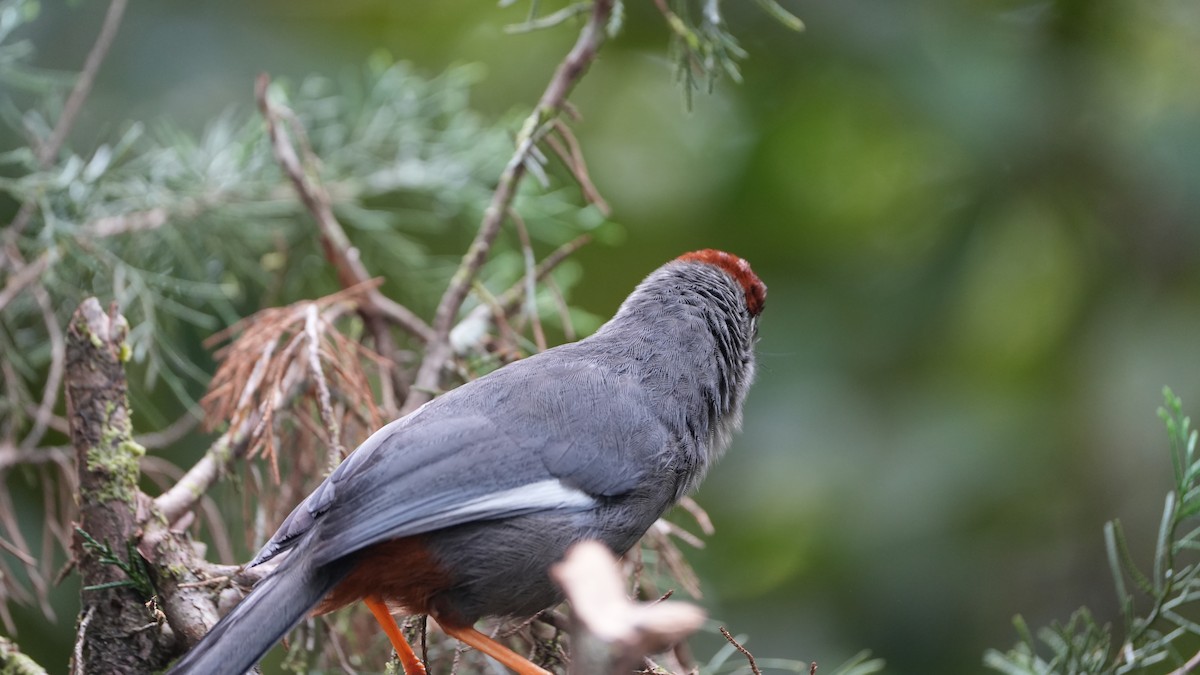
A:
137,519,221,649
64,298,171,674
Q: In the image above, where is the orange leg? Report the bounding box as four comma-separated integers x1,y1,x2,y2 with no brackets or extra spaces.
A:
438,622,552,675
365,596,427,675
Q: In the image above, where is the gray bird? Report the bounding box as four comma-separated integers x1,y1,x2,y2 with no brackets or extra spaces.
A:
167,249,766,674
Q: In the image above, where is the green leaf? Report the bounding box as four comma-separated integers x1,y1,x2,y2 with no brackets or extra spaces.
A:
1154,491,1177,592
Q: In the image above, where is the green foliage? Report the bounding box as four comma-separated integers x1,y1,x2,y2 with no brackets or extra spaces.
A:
74,527,155,600
984,611,1111,675
657,0,801,108
985,388,1200,674
0,16,605,427
501,0,802,108
0,0,72,95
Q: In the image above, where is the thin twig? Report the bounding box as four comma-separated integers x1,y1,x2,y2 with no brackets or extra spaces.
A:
644,524,703,598
154,334,277,522
495,234,592,321
0,444,69,471
402,0,615,414
175,576,230,590
153,386,286,525
19,288,64,451
4,0,128,249
303,304,345,473
545,275,576,342
451,234,591,356
504,2,592,34
19,407,68,435
0,487,50,616
719,627,762,675
36,469,58,620
0,251,51,313
323,618,359,675
547,120,611,215
654,518,705,549
509,209,547,352
139,455,236,564
38,0,128,165
678,496,715,536
0,536,36,566
135,410,202,450
72,605,95,675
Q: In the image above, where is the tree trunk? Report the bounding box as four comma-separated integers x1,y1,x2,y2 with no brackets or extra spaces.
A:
65,298,172,674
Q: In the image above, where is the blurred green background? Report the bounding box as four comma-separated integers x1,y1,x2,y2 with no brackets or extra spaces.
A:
6,0,1200,672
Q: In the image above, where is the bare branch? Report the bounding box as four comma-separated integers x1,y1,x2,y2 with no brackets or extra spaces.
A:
38,0,129,166
719,627,763,675
509,209,547,352
0,251,51,313
140,456,236,564
652,518,705,550
544,269,576,342
0,536,36,567
70,607,92,675
154,393,271,525
450,234,590,357
0,487,52,620
304,304,345,472
642,522,703,598
0,444,70,471
255,74,433,348
136,410,202,450
139,516,221,649
403,0,615,414
19,287,65,451
547,120,611,216
496,234,592,321
677,496,715,536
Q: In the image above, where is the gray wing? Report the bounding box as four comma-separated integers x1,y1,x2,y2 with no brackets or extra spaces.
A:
252,353,672,568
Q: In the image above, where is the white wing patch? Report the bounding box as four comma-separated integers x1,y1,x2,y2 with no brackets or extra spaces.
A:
445,479,595,521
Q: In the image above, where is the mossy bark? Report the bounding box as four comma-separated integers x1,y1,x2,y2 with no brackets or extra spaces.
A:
65,298,172,674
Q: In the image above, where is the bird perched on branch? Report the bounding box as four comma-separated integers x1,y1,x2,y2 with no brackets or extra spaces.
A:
167,249,766,675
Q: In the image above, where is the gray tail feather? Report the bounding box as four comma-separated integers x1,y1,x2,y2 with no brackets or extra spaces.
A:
166,555,351,675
